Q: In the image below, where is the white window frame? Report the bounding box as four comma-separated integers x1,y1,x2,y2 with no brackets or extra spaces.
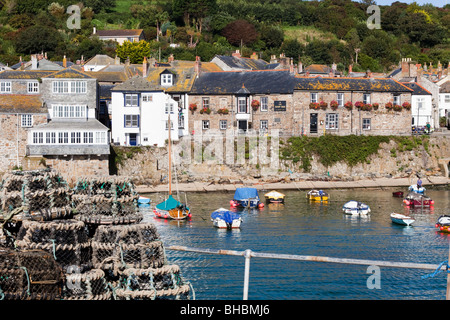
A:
362,118,371,130
219,120,227,130
260,120,268,130
393,94,401,106
32,132,43,144
363,93,371,105
52,81,86,94
260,97,268,112
27,81,39,93
202,120,210,130
445,95,450,104
165,120,174,130
124,114,139,128
165,102,175,114
237,97,247,113
0,81,11,93
310,93,318,103
337,93,344,107
125,94,139,107
325,113,339,129
142,94,153,102
52,105,86,119
417,97,424,109
31,131,107,145
161,74,173,86
46,132,56,144
21,114,33,127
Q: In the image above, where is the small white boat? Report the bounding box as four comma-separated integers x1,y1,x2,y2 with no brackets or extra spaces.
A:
211,208,242,229
342,200,371,215
138,196,151,205
390,213,415,226
408,184,426,194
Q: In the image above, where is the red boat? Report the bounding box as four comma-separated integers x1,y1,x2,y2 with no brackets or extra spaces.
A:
392,191,404,198
403,192,434,207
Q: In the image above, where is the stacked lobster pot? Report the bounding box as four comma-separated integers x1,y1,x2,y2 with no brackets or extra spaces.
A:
0,170,194,300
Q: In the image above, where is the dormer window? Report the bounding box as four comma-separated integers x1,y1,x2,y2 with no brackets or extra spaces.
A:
161,73,173,86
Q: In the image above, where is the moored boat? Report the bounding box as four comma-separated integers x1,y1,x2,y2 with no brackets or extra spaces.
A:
230,188,264,208
138,195,151,205
307,189,329,201
392,191,404,198
342,200,370,215
408,184,426,194
403,192,434,207
435,215,450,233
390,212,415,226
264,190,285,203
211,208,242,229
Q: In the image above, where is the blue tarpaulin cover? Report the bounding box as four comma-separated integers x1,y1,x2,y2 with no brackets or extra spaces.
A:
211,209,240,224
156,195,187,211
233,188,259,201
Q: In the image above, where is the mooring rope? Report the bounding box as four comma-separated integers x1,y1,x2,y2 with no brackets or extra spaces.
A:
421,260,449,279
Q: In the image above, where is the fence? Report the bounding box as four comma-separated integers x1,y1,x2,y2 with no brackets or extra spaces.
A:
167,245,450,300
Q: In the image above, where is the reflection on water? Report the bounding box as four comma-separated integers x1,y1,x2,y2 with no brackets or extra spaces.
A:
141,188,450,300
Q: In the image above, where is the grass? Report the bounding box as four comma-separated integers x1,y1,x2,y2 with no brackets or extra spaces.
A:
282,25,339,44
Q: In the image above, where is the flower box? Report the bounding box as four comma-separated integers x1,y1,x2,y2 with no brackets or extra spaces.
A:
309,102,320,110
344,101,353,110
402,102,411,110
319,101,328,110
199,107,211,114
372,103,379,110
330,100,339,110
218,108,229,115
189,103,197,111
393,104,402,112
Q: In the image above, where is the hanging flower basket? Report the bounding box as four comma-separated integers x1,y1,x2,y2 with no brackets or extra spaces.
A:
251,100,260,111
189,103,197,112
355,101,364,110
372,103,379,110
361,103,372,111
402,102,411,110
319,101,328,110
385,102,393,110
330,100,339,110
309,102,320,110
393,104,402,112
344,101,353,110
199,107,211,114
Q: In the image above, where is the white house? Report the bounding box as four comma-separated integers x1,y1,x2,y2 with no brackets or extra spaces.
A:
111,75,179,147
402,82,433,127
438,80,450,118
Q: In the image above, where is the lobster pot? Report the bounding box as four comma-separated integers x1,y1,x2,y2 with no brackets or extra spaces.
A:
0,247,63,300
0,169,72,221
63,268,111,300
72,177,141,225
16,220,92,273
91,223,165,274
117,265,192,300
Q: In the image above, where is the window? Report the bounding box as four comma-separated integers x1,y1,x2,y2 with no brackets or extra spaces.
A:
219,120,227,130
260,97,268,112
337,93,344,107
325,113,339,129
142,94,152,102
124,115,139,127
58,132,68,144
178,114,185,129
237,97,247,113
161,74,173,86
165,120,174,130
310,93,318,103
260,120,268,130
52,105,86,119
202,120,210,130
393,94,401,106
417,97,424,109
445,95,450,103
32,132,43,144
95,132,106,144
83,132,93,144
71,132,82,144
202,97,210,109
46,132,56,144
0,82,11,93
363,93,371,105
220,98,227,108
165,102,175,114
27,82,39,93
21,114,33,127
125,94,139,107
363,118,371,130
52,81,86,94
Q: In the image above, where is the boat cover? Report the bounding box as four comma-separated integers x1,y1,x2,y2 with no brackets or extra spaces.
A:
156,195,187,211
265,191,285,198
211,209,240,224
233,188,259,200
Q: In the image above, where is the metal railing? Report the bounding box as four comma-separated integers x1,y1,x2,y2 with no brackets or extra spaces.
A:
167,245,450,300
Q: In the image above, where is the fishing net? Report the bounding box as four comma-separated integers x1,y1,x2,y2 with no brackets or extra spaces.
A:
0,247,63,300
72,177,142,225
63,268,111,300
91,223,165,275
15,219,92,273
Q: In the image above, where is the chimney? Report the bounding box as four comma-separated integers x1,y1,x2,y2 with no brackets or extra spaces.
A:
31,55,38,70
298,59,303,73
250,52,258,60
93,27,96,34
401,58,410,77
366,69,373,78
44,52,47,59
195,55,201,77
81,55,84,65
20,56,24,70
232,50,241,58
289,58,294,74
348,64,353,74
125,56,130,66
63,55,67,68
270,55,277,64
115,55,120,65
409,62,418,78
168,53,174,63
142,56,147,78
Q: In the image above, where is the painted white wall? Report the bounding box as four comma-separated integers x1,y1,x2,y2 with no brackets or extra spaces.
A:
411,94,433,127
439,93,450,117
111,91,179,147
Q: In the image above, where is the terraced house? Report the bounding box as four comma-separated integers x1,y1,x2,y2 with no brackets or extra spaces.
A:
187,70,413,137
0,66,110,182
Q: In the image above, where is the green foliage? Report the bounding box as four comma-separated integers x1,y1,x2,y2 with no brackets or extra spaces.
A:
115,40,153,63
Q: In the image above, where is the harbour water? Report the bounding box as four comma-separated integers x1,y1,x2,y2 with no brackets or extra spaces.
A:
141,188,450,300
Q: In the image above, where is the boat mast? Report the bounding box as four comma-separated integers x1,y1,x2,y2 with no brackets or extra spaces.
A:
168,112,172,196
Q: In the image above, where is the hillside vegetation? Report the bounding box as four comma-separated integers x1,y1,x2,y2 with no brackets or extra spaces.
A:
0,0,448,74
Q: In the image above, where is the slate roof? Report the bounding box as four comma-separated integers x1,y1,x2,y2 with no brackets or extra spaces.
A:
212,55,270,71
32,118,109,131
294,77,413,92
0,70,54,79
111,75,155,92
42,67,93,79
0,94,45,113
96,29,143,37
84,54,116,66
190,70,296,95
440,81,450,93
402,82,432,95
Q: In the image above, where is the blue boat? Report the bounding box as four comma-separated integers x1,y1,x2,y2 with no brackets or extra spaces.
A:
211,208,242,229
138,196,151,205
230,187,263,208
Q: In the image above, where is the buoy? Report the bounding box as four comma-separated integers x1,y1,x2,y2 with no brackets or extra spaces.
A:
258,203,264,208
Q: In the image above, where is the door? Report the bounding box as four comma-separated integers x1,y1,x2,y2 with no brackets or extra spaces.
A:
238,120,247,132
310,113,318,133
129,133,137,146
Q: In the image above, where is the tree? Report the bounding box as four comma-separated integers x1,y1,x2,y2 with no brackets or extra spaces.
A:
115,40,152,64
222,20,258,47
14,25,62,54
